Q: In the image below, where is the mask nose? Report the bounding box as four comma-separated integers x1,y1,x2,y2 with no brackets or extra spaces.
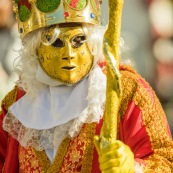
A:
62,42,74,61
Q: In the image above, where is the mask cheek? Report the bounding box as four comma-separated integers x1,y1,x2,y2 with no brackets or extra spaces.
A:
37,49,45,66
57,47,66,59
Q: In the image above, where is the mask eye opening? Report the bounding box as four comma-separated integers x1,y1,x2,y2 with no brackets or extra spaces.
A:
71,34,86,48
51,38,65,48
41,26,60,46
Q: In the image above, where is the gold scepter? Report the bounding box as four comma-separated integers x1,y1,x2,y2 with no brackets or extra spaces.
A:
94,0,124,151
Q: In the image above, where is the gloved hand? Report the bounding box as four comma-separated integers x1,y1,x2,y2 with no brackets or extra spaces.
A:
94,137,134,173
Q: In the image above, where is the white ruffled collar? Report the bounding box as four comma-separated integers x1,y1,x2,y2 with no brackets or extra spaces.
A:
3,65,106,150
7,78,89,130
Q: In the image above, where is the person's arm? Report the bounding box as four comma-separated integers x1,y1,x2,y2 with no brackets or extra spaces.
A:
95,65,173,173
0,87,18,171
119,65,173,172
0,86,24,172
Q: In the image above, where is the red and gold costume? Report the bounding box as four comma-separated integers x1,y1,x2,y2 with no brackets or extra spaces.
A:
1,0,173,172
1,65,173,173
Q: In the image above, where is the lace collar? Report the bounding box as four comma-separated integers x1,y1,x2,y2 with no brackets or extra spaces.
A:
3,65,106,150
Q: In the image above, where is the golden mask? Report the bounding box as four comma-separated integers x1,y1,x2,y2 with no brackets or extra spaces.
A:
37,25,94,84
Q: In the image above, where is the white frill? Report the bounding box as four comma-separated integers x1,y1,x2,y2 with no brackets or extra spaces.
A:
3,65,106,151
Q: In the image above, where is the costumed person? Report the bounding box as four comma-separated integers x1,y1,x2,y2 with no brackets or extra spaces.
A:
0,0,173,173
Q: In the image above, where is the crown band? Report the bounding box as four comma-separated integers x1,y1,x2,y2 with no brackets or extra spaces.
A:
13,0,102,38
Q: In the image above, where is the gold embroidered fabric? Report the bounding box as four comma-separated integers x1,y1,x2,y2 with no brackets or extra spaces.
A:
119,65,173,172
19,138,71,173
81,123,96,173
19,146,43,173
34,137,71,173
1,86,18,112
18,123,96,173
59,123,96,173
3,65,173,173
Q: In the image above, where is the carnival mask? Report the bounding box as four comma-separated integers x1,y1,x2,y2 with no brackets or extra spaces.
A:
37,25,93,84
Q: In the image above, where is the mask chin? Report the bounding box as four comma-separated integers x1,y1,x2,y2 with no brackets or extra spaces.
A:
36,64,92,86
36,64,71,86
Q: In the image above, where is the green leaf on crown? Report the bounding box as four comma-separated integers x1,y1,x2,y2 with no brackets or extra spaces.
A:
66,0,87,10
91,0,98,11
19,5,31,22
36,0,60,13
15,0,19,3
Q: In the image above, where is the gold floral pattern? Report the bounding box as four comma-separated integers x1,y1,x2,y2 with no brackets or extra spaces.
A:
18,123,97,173
19,146,43,173
45,137,71,173
59,123,96,173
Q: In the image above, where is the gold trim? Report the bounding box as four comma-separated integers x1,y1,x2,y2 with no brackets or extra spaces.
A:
1,86,18,112
81,123,97,173
34,148,51,171
33,123,97,172
34,137,71,173
47,138,71,173
119,65,139,118
119,65,173,172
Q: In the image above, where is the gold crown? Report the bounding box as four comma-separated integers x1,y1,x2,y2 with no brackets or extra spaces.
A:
12,0,102,38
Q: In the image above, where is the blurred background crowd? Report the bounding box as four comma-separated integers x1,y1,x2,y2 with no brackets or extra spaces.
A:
0,0,173,134
0,0,20,103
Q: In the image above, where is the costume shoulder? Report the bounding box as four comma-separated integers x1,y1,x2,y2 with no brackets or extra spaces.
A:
119,65,173,172
120,64,141,95
119,64,164,117
1,86,18,112
119,64,150,117
119,64,170,135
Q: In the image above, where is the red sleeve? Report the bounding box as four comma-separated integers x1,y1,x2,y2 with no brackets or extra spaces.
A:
120,100,154,160
0,108,8,171
119,72,173,171
0,88,25,173
0,105,20,173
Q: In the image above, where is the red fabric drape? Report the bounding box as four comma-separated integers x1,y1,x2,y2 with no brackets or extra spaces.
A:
0,89,25,173
120,100,154,159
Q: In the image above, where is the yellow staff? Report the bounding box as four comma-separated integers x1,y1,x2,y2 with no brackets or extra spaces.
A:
94,1,135,172
95,0,123,150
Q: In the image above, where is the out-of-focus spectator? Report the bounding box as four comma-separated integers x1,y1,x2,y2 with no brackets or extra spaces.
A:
147,0,173,134
0,0,20,102
0,0,14,28
0,0,16,75
121,0,155,85
120,0,173,134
